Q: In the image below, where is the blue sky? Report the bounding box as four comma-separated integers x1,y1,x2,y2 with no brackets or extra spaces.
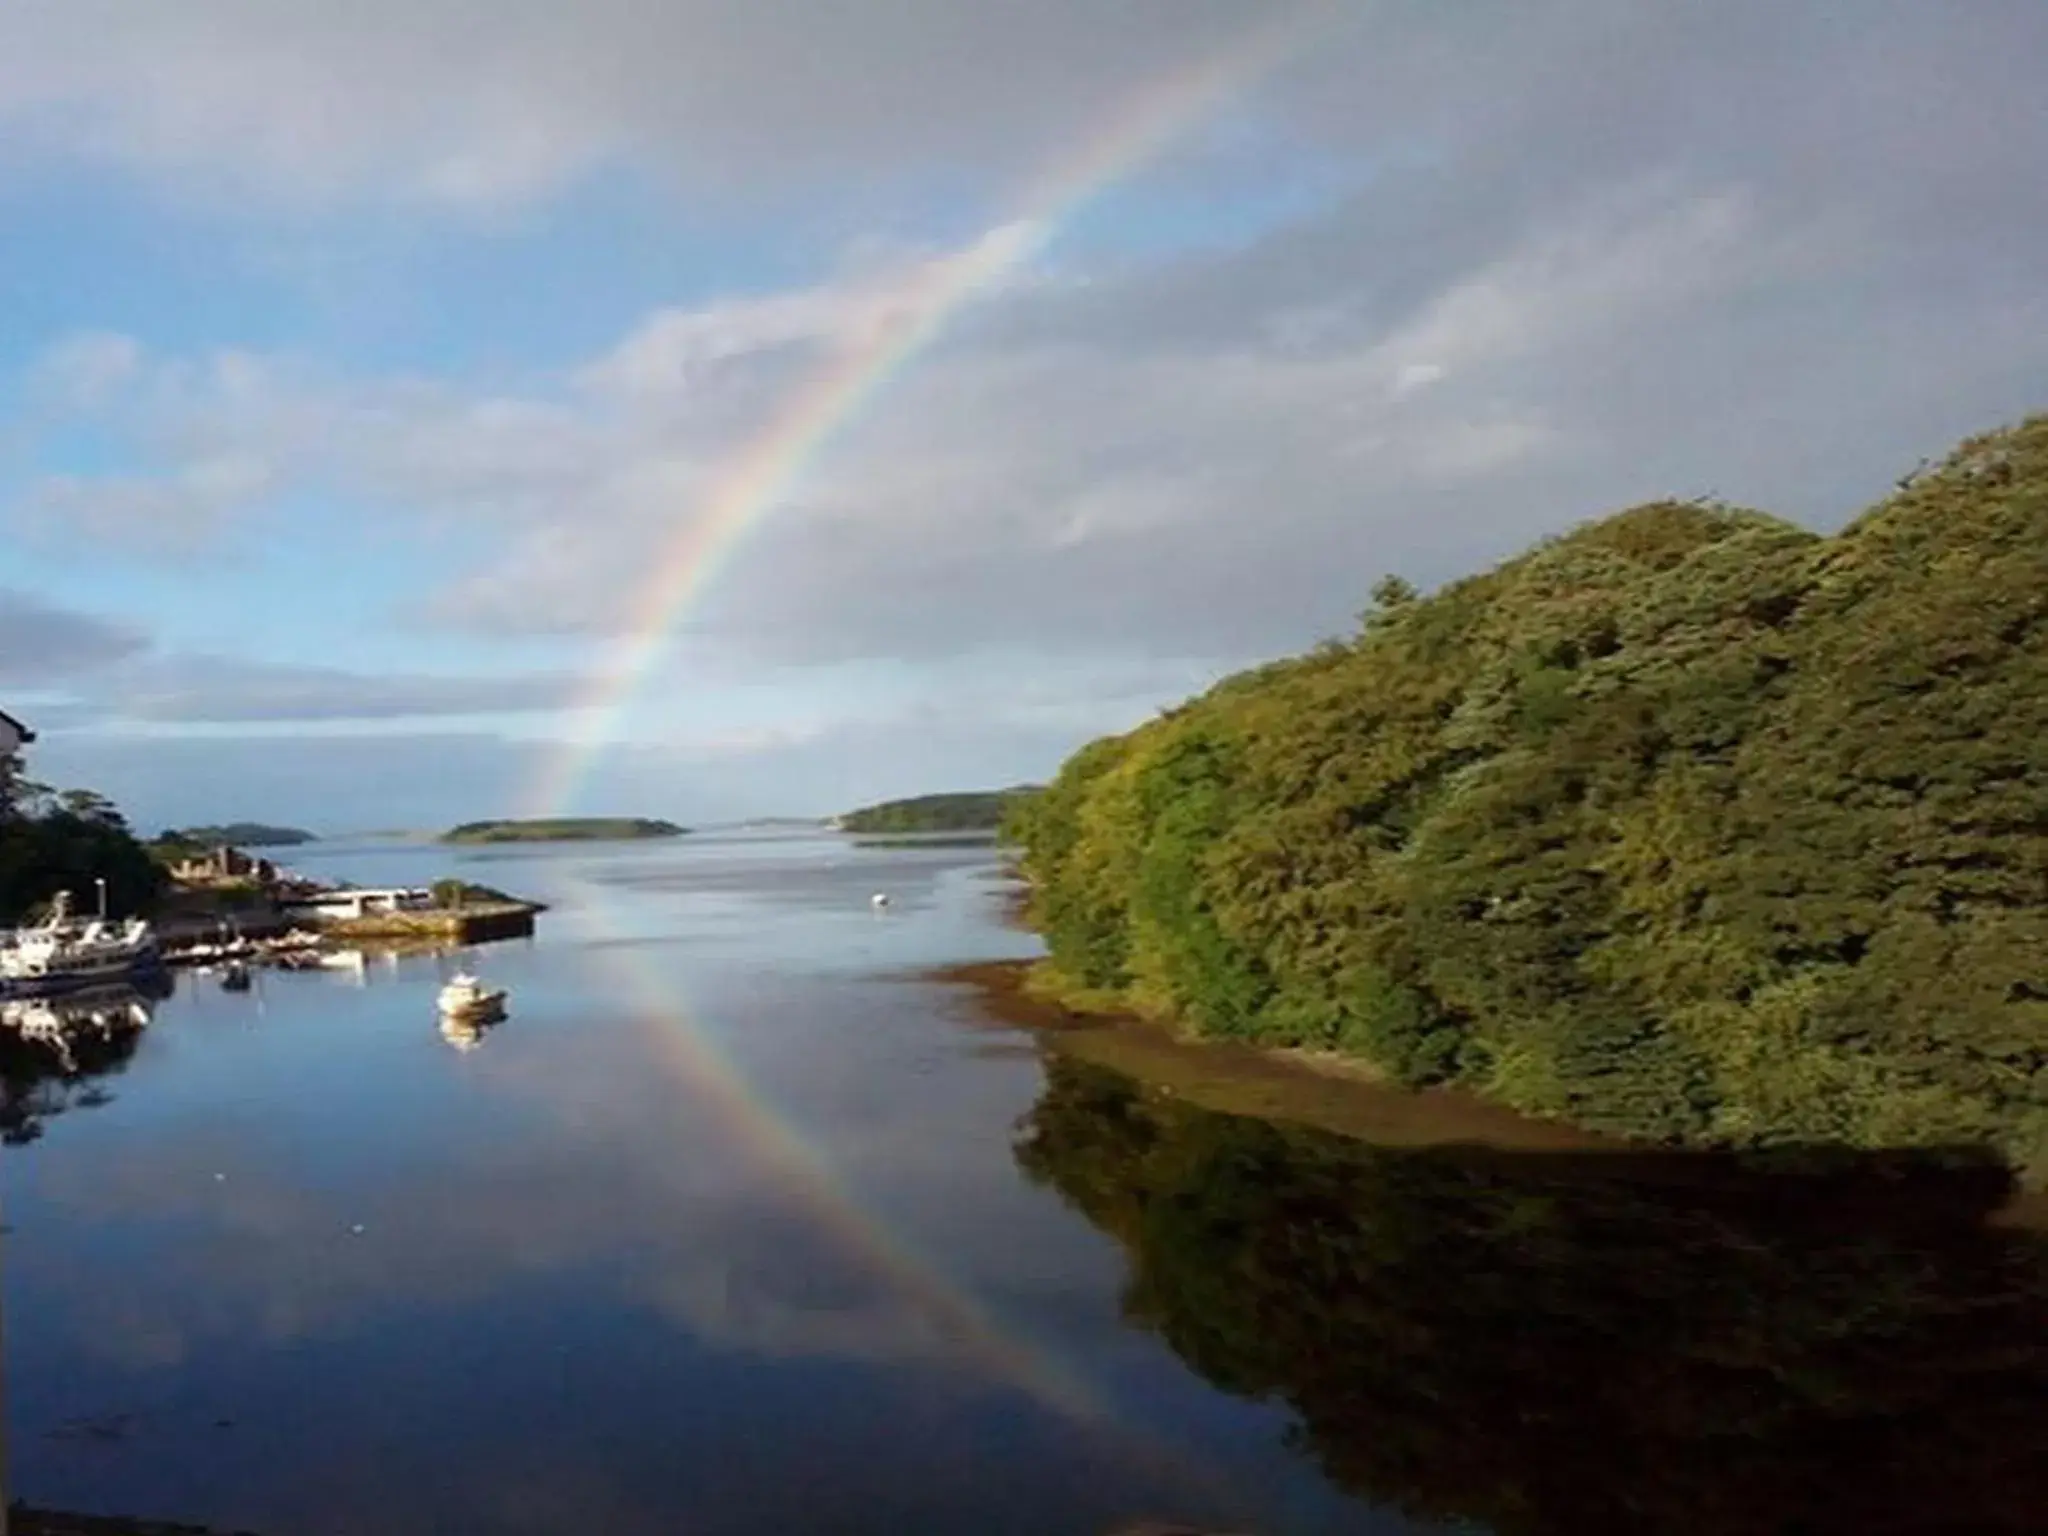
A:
2,2,2044,833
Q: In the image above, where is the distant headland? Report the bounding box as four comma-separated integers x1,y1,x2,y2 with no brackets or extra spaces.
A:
440,817,688,844
160,822,317,848
836,789,1039,835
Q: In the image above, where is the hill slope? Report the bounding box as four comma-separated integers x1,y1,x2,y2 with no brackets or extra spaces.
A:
1008,416,2048,1175
839,789,1037,834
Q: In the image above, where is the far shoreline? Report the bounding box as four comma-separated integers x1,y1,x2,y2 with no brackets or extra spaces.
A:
439,816,688,845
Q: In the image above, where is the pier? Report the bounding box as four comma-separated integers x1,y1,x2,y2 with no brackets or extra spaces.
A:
320,900,538,944
151,853,544,971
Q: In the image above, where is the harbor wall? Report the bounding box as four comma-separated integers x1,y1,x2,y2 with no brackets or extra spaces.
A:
320,902,539,944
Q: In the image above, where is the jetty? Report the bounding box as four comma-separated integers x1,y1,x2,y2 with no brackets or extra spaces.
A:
317,899,538,945
154,845,542,968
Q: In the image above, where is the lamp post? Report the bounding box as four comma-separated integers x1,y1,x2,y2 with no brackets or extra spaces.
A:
94,877,108,920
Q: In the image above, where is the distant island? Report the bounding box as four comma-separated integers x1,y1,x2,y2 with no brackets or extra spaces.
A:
837,789,1039,835
160,822,317,847
440,817,688,844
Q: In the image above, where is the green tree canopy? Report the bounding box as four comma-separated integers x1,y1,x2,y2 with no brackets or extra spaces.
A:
1,803,166,924
1,737,165,924
1011,416,2048,1174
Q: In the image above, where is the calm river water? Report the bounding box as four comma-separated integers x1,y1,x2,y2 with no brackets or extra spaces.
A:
3,833,2045,1535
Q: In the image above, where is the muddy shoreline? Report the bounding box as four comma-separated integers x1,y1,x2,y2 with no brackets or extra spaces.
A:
933,959,1633,1153
930,958,2048,1227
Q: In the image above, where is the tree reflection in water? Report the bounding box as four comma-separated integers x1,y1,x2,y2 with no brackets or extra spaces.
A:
8,1511,259,1535
1016,1055,2048,1536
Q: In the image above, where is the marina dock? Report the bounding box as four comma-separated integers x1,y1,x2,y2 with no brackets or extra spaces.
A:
320,900,538,944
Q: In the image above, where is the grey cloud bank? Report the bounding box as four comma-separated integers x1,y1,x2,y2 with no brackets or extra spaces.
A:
4,2,2043,826
0,0,1281,207
0,589,149,682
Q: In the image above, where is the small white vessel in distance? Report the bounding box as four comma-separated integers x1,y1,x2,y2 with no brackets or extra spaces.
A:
871,892,890,909
0,891,161,998
436,972,507,1019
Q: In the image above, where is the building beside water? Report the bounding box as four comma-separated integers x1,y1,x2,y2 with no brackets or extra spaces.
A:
168,845,282,886
0,707,31,758
280,886,435,923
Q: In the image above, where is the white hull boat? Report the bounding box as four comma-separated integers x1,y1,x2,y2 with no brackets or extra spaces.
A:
0,892,162,999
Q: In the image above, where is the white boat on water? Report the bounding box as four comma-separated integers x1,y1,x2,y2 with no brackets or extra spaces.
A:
436,972,506,1019
0,892,161,998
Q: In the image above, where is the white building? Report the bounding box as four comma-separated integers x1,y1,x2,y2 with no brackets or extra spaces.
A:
281,887,434,922
0,708,33,757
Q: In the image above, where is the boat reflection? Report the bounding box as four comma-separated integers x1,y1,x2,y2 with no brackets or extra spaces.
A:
437,1010,501,1053
0,983,155,1145
1016,1054,2048,1536
283,945,464,987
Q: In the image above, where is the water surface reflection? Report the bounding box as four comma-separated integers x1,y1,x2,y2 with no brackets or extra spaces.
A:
2,984,158,1145
7,834,2041,1534
1018,1054,2048,1536
3,839,1379,1535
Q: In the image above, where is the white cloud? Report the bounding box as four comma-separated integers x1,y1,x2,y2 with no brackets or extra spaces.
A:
30,330,143,409
23,467,265,553
16,161,2040,680
579,289,879,403
1390,361,1445,398
1362,186,1760,393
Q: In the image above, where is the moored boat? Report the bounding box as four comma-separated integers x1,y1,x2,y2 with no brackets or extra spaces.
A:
0,892,162,999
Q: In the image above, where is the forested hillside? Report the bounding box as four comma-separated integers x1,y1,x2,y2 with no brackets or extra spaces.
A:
839,789,1037,834
1007,417,2048,1173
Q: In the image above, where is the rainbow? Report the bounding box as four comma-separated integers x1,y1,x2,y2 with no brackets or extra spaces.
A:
572,878,1237,1498
524,7,1332,815
600,942,1092,1418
